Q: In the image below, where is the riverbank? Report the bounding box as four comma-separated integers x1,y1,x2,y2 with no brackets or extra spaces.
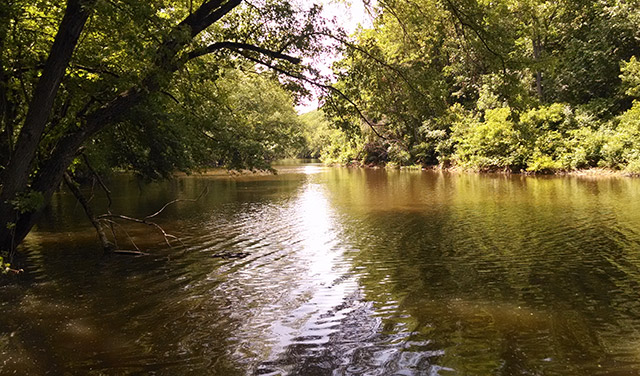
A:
174,168,277,177
173,162,638,179
337,161,639,178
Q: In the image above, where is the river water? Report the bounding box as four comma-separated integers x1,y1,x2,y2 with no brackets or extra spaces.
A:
3,162,640,375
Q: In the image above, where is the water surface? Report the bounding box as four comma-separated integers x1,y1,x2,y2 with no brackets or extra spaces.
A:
3,163,640,375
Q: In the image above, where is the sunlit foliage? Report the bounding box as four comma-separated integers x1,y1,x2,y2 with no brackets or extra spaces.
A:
322,0,640,173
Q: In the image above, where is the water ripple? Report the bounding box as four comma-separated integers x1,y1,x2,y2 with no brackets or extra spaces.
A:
5,169,640,374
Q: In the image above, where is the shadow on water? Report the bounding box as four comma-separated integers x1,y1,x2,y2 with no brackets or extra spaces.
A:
3,166,640,375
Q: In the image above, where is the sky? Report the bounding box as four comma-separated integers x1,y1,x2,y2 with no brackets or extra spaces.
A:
294,0,372,113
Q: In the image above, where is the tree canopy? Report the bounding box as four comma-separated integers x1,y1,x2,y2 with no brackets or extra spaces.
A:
322,0,640,171
0,0,335,256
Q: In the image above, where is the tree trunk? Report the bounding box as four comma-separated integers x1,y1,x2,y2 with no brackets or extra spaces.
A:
5,85,150,249
0,0,242,254
532,37,543,100
0,29,14,169
0,0,95,253
0,56,11,166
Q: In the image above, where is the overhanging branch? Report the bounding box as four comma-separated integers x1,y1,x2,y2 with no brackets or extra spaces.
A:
188,41,301,64
320,32,428,100
236,52,386,139
143,187,208,221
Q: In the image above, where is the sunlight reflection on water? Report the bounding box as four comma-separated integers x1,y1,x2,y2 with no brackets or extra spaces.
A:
263,183,359,364
302,165,324,175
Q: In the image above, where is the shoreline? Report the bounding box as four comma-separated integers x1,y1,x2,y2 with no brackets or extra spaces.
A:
336,162,640,178
173,164,638,179
173,168,276,177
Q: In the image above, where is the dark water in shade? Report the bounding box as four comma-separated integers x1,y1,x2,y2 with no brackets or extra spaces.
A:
3,162,640,375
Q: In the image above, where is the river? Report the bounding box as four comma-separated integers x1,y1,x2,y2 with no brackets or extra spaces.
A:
2,161,640,375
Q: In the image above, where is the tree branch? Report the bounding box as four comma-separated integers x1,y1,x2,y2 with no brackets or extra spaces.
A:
442,0,507,75
321,32,428,100
94,187,208,251
236,52,386,139
96,213,182,249
0,0,97,250
101,219,138,252
81,153,112,209
143,187,208,221
63,171,114,253
0,0,244,251
188,41,301,64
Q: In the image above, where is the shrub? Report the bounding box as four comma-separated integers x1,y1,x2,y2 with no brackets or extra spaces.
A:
519,103,573,133
361,140,389,165
320,130,363,165
621,56,640,98
411,129,448,165
387,142,411,165
557,127,608,169
452,107,526,170
527,153,561,173
600,101,640,169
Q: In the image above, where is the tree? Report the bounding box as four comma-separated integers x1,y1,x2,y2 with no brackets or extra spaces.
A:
322,0,640,169
0,0,330,257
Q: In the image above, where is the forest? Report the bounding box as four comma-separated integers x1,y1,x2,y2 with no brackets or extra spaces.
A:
1,0,640,266
306,0,640,174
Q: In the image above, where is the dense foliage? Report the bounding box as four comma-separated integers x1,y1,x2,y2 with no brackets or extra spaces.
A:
322,0,640,173
0,0,332,255
299,109,362,165
89,68,304,179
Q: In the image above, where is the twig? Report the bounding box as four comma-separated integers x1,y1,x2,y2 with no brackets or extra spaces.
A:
101,219,139,251
96,213,178,248
81,153,112,208
143,186,208,220
160,90,180,104
113,249,149,256
81,153,117,246
97,187,207,250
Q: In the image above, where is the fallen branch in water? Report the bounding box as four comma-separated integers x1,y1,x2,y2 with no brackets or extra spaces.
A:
96,186,208,253
64,168,208,255
81,153,119,249
96,213,183,249
63,172,114,253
